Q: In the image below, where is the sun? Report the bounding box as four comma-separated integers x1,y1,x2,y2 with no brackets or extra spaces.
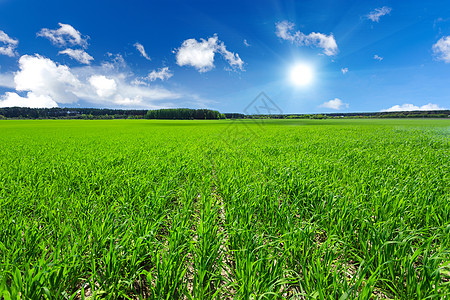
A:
290,63,314,86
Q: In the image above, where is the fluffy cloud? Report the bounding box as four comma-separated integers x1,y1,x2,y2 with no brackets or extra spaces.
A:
382,103,447,112
275,21,338,56
320,98,349,110
175,34,244,72
38,24,94,65
37,23,88,48
0,92,58,108
176,37,216,72
0,53,188,109
14,54,81,103
59,49,94,64
367,7,392,22
432,36,450,63
89,75,117,97
134,42,151,60
341,67,348,74
72,64,182,107
374,54,383,61
148,67,173,81
0,30,19,57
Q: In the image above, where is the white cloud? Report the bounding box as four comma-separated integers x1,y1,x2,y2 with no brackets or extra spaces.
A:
382,103,447,112
0,30,18,47
176,37,216,72
37,23,88,48
14,54,81,103
0,30,18,57
0,92,58,108
147,67,173,81
341,67,348,74
432,36,450,63
89,75,117,97
367,6,392,22
129,67,173,86
244,39,250,47
72,66,182,107
320,98,349,110
175,34,244,72
134,42,151,60
0,54,208,109
113,95,144,106
216,41,244,70
275,21,338,56
59,49,94,64
103,52,126,70
130,78,147,86
374,54,383,61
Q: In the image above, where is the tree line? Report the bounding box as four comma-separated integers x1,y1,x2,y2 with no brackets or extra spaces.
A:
0,107,147,119
0,107,448,120
145,108,225,119
250,110,450,119
0,107,225,120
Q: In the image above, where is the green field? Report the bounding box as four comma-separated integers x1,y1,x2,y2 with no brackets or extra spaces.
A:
0,119,449,299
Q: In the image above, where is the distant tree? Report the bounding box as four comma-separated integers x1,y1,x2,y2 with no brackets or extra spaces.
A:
224,113,245,119
145,108,223,120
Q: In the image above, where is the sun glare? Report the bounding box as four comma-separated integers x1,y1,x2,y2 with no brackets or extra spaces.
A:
290,63,314,86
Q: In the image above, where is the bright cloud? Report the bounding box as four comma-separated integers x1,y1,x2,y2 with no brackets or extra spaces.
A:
71,64,182,107
275,21,338,56
134,42,151,60
341,67,348,74
176,37,218,72
148,67,173,81
382,103,447,112
14,54,81,103
175,34,244,72
59,49,94,64
89,75,117,97
0,54,186,109
320,98,349,110
0,30,19,57
367,6,392,22
0,92,58,108
374,54,383,61
432,36,450,63
37,23,88,48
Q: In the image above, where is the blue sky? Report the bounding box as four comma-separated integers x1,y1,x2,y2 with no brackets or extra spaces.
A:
0,0,449,113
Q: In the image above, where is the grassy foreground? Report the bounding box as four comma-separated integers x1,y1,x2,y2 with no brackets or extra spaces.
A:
0,119,449,299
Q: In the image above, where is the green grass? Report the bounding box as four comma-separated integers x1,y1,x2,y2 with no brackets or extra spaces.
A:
0,119,449,299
